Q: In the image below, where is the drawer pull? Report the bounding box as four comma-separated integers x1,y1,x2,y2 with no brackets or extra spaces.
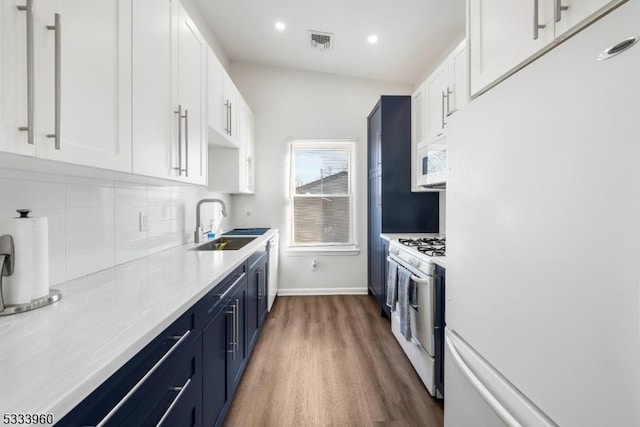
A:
207,272,246,314
156,378,192,427
96,329,192,427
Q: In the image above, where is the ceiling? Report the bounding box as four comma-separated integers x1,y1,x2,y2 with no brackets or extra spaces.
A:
195,0,466,85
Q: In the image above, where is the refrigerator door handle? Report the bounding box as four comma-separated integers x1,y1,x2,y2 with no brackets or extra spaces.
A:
446,330,559,427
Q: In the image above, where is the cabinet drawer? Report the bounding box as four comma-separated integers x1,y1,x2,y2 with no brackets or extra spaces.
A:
124,334,203,427
197,263,247,327
58,310,197,426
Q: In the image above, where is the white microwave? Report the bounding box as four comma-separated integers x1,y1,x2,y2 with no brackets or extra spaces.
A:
416,142,447,189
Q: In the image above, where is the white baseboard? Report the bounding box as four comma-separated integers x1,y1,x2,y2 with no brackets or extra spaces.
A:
277,287,368,296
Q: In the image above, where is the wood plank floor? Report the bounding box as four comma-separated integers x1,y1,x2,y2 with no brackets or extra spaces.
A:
224,295,443,427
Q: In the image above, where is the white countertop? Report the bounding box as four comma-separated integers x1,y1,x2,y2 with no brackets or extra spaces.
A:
380,233,447,268
0,229,278,422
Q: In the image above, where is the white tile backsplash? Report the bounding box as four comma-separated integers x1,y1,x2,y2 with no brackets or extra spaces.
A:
0,168,232,286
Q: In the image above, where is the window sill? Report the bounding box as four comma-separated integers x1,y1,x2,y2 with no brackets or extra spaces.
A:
286,246,360,257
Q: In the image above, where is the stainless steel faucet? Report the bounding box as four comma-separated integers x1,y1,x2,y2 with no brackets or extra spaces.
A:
195,199,228,243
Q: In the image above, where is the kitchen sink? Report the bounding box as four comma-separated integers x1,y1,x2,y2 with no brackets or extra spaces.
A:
192,236,257,251
223,228,270,236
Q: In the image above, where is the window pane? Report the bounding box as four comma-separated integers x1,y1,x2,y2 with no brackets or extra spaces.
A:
295,149,349,195
293,196,350,243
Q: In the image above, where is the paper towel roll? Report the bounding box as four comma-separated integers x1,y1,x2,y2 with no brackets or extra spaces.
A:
0,214,49,305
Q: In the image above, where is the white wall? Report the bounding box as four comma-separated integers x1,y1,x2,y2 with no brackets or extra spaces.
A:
0,168,231,286
229,62,412,294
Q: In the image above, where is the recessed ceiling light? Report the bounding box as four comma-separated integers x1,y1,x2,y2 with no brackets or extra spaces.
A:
368,34,379,44
275,21,286,32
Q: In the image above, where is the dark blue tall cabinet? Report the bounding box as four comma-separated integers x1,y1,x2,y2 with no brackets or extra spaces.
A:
368,96,439,317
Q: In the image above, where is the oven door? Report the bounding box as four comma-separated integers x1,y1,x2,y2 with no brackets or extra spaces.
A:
410,272,436,357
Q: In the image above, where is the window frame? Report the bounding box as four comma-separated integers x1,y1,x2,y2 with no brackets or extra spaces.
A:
288,139,358,252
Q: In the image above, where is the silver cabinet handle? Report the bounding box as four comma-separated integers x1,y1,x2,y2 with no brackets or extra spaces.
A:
174,105,183,176
96,329,192,427
17,0,35,145
441,91,447,129
555,0,569,23
229,102,232,137
225,306,235,354
46,14,61,150
257,268,263,299
533,0,546,40
156,378,191,427
224,101,228,134
446,86,454,117
183,109,189,178
234,298,239,356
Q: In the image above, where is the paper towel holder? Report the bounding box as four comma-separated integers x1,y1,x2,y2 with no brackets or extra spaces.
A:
0,233,61,316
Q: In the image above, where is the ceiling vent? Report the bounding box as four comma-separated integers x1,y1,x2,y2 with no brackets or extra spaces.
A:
309,30,334,51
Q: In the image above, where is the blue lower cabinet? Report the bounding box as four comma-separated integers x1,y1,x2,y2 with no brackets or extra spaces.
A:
203,270,248,427
202,303,230,427
57,311,197,427
124,334,203,426
59,253,267,427
247,251,268,353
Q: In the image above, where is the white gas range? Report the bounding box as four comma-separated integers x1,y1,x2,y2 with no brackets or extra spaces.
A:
383,234,446,399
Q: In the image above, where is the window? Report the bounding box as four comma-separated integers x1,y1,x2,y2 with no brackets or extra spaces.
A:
289,140,356,249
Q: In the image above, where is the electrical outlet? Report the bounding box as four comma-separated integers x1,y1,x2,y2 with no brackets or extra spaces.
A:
311,259,318,271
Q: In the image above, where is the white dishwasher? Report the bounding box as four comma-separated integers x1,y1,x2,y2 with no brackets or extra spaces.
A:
267,233,279,311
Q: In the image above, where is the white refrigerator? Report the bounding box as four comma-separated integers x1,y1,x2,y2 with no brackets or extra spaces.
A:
446,2,640,426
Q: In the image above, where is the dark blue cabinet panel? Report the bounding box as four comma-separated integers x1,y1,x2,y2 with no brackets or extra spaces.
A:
247,251,268,353
59,255,267,427
367,96,440,316
202,302,230,427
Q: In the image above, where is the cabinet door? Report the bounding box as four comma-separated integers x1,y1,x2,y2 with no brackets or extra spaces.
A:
245,108,255,193
0,1,36,156
554,0,623,37
411,83,426,145
222,71,237,142
246,262,259,351
132,0,176,179
368,103,382,174
177,4,206,185
411,84,426,191
469,0,554,96
257,259,268,327
207,47,224,138
447,40,468,115
426,63,449,143
367,174,382,299
202,306,230,427
35,0,132,171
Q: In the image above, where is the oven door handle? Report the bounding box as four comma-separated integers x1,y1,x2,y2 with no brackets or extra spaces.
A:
411,275,430,284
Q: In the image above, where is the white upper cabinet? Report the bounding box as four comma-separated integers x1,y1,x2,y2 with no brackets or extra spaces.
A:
207,48,225,143
132,0,175,179
208,94,255,194
131,0,206,185
469,0,625,96
35,0,132,172
426,62,449,144
222,71,238,143
0,0,36,157
447,39,469,114
469,0,554,96
176,2,207,185
411,83,426,146
554,0,618,37
424,40,469,145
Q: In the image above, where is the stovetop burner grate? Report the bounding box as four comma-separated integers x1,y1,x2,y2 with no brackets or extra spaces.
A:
398,237,446,257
